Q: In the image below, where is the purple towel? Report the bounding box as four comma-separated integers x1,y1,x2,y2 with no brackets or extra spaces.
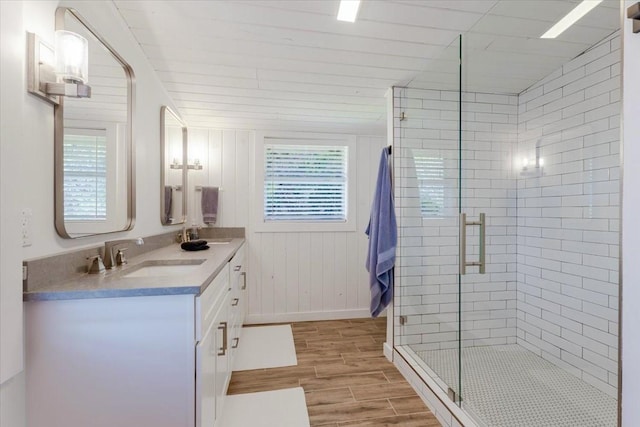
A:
201,186,219,225
365,147,397,318
164,186,173,223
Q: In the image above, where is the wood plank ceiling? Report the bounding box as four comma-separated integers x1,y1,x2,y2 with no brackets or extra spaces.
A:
113,0,620,134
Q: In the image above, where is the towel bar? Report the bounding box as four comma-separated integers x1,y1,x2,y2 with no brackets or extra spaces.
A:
195,186,223,192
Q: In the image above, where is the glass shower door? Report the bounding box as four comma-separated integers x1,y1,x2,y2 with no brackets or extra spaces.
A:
458,18,620,425
394,3,620,425
394,35,464,404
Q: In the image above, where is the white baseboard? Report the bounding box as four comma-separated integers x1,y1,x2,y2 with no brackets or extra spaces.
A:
383,342,393,362
246,309,377,324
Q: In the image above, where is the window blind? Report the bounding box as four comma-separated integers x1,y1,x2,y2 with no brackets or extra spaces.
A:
63,133,108,221
264,144,348,221
414,156,444,216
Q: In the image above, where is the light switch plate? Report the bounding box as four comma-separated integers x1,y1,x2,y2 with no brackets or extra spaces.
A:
21,208,33,247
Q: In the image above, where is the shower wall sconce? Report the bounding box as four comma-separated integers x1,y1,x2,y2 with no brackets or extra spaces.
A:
628,2,640,33
519,155,544,177
519,142,545,176
27,31,91,105
520,157,544,170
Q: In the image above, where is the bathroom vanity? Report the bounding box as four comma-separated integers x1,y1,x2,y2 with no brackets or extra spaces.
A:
24,239,246,427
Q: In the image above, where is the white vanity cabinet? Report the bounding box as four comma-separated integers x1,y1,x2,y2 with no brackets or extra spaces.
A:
228,243,247,365
25,243,246,427
195,264,231,427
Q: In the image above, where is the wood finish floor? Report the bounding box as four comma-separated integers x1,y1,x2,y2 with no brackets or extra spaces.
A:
228,318,441,427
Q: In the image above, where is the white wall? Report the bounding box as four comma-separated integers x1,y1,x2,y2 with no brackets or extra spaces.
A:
0,1,182,425
188,128,384,323
1,0,27,386
516,33,620,398
622,1,640,425
0,1,27,423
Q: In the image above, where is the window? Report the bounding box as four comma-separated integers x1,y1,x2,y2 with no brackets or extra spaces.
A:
264,145,347,221
414,154,444,217
255,132,357,232
63,130,108,221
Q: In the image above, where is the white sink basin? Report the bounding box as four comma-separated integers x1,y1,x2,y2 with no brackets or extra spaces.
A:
206,238,233,245
122,260,205,278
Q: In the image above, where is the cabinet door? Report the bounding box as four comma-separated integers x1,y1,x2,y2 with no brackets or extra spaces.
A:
214,292,231,420
230,244,246,361
196,314,217,427
239,269,247,325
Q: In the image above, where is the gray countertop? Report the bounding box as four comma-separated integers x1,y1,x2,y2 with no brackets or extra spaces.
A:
23,238,245,301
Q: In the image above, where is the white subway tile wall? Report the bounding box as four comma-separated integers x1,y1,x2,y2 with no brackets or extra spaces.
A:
516,33,620,398
394,32,620,399
393,86,519,353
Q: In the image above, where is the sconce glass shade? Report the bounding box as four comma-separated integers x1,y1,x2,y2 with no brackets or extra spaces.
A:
55,30,88,84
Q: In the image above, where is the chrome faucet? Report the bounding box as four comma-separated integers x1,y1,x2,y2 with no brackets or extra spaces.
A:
103,237,144,269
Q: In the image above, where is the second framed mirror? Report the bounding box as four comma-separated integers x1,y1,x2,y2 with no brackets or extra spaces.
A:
161,106,187,225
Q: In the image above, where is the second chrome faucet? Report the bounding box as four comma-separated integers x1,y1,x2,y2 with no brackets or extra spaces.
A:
103,237,144,269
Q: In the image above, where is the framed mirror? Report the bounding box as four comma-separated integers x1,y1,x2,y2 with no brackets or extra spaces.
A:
54,7,135,238
161,106,188,225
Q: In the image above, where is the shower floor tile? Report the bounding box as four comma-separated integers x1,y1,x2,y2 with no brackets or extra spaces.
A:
413,344,617,427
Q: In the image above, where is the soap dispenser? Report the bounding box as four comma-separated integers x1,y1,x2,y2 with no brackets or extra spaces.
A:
190,223,199,240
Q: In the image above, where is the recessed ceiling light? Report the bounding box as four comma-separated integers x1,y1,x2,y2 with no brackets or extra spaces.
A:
337,0,361,23
541,0,603,39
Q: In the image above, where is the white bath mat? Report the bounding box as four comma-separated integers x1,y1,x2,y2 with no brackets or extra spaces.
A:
233,324,297,371
220,387,310,427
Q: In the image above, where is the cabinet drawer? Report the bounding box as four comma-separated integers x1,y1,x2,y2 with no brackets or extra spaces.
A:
195,264,229,341
229,244,245,275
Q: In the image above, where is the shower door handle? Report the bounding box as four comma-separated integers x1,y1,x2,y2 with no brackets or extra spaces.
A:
459,212,486,275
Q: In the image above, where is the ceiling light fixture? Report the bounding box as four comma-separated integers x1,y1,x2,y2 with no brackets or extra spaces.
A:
337,0,361,22
541,0,603,39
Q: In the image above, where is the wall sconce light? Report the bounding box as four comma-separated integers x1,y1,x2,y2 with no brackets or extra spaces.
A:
520,157,544,171
519,155,544,177
27,31,91,104
518,141,545,177
188,158,203,170
170,158,203,170
628,2,640,33
170,158,182,170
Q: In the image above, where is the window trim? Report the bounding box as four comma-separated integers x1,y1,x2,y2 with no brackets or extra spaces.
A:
254,131,357,233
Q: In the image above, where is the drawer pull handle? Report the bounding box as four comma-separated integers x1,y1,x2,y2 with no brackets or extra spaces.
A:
234,265,241,271
232,337,240,349
217,322,228,356
232,298,239,306
241,272,247,290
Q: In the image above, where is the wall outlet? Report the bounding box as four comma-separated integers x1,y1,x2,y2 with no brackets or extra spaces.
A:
21,208,33,247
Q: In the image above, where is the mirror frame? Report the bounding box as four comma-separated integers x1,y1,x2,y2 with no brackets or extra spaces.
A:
160,106,188,225
54,7,136,238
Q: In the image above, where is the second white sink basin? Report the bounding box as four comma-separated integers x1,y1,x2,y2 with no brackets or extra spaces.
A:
206,238,233,245
123,259,206,278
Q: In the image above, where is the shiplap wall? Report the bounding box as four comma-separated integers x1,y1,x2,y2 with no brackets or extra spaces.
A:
188,128,385,323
